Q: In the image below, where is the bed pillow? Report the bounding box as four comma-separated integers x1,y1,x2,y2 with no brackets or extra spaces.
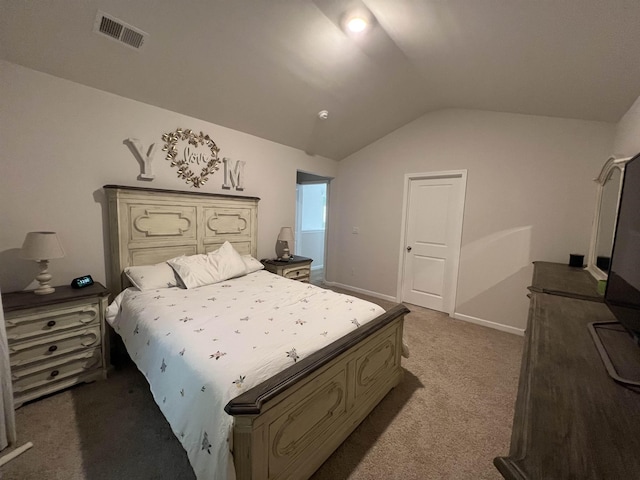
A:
167,241,247,288
208,241,248,280
124,262,180,291
242,254,264,274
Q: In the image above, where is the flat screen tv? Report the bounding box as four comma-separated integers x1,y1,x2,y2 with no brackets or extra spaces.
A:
605,152,640,340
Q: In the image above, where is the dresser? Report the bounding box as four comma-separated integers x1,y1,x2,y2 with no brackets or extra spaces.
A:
494,262,640,479
262,256,313,282
2,283,109,408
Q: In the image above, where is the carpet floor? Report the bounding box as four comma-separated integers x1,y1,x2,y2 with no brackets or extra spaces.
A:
1,291,523,480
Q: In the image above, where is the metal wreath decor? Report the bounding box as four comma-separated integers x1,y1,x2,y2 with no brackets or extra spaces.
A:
161,128,221,188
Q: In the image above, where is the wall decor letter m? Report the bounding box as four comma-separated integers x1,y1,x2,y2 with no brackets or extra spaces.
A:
222,158,245,191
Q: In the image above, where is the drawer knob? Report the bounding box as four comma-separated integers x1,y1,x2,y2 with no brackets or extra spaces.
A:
50,370,59,378
47,320,56,327
48,345,58,352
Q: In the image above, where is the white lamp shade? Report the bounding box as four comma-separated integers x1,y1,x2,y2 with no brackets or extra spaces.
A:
20,232,65,261
277,227,294,253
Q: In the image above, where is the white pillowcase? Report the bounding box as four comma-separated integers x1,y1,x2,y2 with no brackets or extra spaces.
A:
242,255,264,274
167,241,247,289
124,263,180,291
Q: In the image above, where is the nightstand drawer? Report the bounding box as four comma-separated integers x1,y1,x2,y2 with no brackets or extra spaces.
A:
9,326,102,368
11,348,103,396
283,266,310,280
6,302,101,344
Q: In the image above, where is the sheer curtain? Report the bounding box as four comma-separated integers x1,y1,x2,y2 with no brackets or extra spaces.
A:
0,289,17,451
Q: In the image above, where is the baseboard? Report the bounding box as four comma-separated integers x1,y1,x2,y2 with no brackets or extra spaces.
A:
453,312,525,336
321,281,397,303
321,283,526,336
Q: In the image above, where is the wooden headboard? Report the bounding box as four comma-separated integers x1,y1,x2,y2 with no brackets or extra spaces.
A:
104,185,259,295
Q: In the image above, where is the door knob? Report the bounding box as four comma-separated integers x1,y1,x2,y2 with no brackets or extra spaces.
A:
406,246,412,252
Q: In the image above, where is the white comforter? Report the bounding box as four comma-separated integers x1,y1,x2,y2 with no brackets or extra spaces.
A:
106,270,385,479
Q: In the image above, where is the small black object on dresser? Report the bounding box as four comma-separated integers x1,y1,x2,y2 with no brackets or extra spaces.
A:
568,253,584,267
71,275,94,288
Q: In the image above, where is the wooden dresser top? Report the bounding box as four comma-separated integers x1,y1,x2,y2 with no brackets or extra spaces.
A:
2,283,108,312
530,261,602,302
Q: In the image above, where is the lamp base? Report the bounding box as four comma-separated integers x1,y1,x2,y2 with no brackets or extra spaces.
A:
275,240,289,259
34,285,55,295
33,260,55,295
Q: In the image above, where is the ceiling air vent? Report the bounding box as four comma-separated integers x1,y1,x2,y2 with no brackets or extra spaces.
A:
93,10,148,51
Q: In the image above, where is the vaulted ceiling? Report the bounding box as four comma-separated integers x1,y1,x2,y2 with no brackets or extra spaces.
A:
2,0,640,160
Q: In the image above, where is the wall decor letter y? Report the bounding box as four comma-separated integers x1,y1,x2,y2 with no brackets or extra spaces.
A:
124,138,157,180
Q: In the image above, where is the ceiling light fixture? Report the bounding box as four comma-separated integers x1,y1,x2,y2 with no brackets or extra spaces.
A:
346,16,368,33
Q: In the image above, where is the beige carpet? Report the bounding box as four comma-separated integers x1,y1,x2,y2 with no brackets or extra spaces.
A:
1,292,523,480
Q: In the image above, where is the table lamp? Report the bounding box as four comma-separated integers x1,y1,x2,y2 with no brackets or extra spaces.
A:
276,227,294,260
20,232,65,295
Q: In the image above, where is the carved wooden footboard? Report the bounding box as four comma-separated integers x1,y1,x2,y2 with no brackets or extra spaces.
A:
226,304,408,480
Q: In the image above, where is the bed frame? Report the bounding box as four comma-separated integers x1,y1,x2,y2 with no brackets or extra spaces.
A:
104,185,408,480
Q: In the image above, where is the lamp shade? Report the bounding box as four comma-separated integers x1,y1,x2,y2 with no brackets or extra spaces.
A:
20,232,65,261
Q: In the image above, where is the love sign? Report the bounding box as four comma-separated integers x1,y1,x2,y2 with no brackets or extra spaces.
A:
161,128,221,188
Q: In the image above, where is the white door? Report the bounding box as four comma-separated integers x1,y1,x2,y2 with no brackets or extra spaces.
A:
399,171,466,314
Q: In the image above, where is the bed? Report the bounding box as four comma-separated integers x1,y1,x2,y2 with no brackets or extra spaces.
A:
103,184,409,480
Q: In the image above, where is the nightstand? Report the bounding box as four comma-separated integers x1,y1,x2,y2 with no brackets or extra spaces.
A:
262,256,313,282
2,283,109,408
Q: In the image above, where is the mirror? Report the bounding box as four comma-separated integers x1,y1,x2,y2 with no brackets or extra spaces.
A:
586,156,630,280
594,168,620,266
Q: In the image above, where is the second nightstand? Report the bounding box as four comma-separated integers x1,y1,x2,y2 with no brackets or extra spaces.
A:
262,256,313,282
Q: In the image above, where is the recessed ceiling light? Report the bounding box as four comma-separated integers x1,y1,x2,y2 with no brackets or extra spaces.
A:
346,17,368,33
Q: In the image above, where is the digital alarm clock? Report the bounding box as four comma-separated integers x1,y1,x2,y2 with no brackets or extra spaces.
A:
71,275,94,289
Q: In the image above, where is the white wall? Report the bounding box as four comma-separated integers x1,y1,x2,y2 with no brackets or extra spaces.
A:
298,231,325,268
0,61,337,293
327,109,615,332
613,95,640,157
612,93,640,289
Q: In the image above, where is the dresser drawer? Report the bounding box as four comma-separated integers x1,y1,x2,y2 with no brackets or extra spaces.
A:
11,348,103,397
9,326,101,368
6,302,101,344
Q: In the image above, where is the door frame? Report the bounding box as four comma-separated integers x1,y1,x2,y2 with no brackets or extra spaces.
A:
295,171,332,283
396,170,467,315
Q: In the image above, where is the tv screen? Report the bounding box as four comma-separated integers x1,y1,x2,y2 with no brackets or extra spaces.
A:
605,153,640,337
